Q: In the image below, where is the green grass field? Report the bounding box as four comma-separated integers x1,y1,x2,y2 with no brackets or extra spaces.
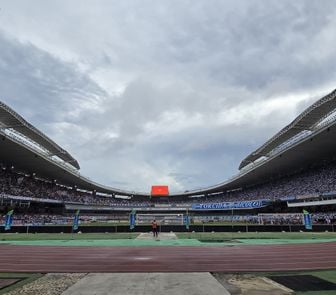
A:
0,231,335,248
176,231,336,240
0,232,138,241
0,231,335,241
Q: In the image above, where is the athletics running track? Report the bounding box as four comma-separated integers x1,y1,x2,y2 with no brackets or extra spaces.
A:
0,242,335,273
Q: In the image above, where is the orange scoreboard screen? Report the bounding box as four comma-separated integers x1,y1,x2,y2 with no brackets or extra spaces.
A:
151,185,169,196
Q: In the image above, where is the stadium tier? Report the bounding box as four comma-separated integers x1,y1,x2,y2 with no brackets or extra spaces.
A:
1,90,336,227
1,161,336,206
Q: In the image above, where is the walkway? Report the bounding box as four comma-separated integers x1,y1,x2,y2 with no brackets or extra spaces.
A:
62,273,230,295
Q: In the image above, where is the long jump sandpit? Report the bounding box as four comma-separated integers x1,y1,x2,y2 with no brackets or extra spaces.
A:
0,242,335,273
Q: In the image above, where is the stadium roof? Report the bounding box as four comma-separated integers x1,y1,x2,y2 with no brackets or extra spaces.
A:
0,128,148,197
0,101,80,169
1,116,336,198
1,89,336,198
177,119,336,196
239,89,336,169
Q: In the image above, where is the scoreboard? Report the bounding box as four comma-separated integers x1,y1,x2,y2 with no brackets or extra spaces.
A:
151,185,169,196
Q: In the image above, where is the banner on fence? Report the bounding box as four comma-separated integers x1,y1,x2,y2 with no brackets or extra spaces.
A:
4,209,14,231
303,209,312,230
192,200,270,210
184,213,190,230
72,210,80,231
129,209,136,230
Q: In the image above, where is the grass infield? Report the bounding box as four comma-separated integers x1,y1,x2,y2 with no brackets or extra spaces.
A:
176,231,336,240
0,231,335,241
0,232,335,247
0,232,138,241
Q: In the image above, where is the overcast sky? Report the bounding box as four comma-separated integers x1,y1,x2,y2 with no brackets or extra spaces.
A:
0,1,336,193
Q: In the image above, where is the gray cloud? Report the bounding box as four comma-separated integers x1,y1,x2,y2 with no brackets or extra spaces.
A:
0,1,336,192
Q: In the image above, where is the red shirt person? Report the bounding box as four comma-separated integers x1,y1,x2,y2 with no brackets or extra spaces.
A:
152,219,158,238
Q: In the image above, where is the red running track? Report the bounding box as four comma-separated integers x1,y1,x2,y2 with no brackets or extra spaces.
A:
0,243,336,273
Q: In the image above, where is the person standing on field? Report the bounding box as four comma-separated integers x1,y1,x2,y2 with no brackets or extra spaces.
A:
152,219,158,238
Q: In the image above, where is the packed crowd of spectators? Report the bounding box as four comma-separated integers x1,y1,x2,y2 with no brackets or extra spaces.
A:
247,162,336,200
192,161,336,204
3,212,335,226
4,213,129,226
193,212,335,225
1,160,336,207
257,212,335,225
10,214,67,226
0,168,150,207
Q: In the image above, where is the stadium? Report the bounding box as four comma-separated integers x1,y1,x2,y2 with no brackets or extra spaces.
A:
1,89,336,294
2,0,336,292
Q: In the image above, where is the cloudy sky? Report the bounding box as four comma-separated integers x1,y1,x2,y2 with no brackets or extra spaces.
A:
0,1,335,193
